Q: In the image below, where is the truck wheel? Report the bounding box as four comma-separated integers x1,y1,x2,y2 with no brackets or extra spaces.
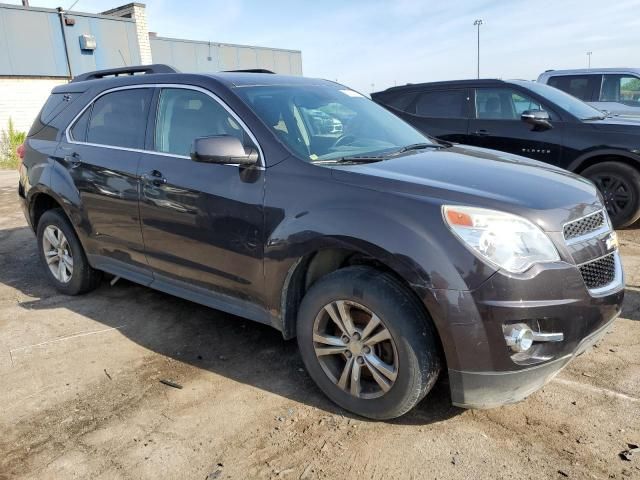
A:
36,209,101,295
583,162,640,228
296,266,441,419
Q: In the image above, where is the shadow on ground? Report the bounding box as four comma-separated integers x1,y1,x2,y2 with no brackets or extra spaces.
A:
621,287,640,321
0,223,461,425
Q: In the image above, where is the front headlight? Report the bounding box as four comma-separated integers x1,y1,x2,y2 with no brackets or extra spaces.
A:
442,205,559,273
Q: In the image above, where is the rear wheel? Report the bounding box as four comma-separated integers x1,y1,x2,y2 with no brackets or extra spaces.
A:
37,209,101,295
582,161,640,228
297,266,441,419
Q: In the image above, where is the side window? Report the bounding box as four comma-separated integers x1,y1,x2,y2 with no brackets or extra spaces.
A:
414,90,467,118
475,88,542,120
600,75,640,106
384,92,419,113
70,107,91,142
154,88,249,157
511,92,543,116
547,75,600,101
85,89,151,149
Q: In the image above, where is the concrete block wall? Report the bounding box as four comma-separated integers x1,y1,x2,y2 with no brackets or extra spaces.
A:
0,77,68,133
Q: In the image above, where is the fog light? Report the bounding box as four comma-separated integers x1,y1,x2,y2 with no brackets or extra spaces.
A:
504,323,534,353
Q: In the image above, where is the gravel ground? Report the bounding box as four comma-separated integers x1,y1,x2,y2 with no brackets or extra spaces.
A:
0,169,639,480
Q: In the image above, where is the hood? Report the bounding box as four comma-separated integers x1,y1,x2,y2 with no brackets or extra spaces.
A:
585,115,640,134
331,145,601,231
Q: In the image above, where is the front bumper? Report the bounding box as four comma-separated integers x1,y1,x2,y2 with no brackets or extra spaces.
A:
449,311,618,408
424,254,624,409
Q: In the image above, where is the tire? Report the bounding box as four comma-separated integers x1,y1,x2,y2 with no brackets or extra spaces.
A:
36,209,101,295
296,266,441,420
582,161,640,228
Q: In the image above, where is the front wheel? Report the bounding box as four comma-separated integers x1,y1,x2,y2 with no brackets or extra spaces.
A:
296,266,441,420
583,161,640,228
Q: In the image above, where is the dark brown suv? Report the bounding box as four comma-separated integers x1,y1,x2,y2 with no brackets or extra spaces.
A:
17,65,624,419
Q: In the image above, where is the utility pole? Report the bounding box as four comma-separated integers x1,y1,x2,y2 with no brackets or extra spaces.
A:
587,51,592,69
474,19,483,78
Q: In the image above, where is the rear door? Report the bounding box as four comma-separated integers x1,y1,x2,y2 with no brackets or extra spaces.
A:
58,87,152,282
137,86,265,307
387,88,471,143
467,86,563,164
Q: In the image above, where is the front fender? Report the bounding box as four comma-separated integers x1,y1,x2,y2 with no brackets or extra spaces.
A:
263,200,497,334
567,147,640,172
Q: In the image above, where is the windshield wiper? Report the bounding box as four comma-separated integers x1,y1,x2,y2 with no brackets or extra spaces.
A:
314,155,385,165
398,142,443,152
314,143,445,165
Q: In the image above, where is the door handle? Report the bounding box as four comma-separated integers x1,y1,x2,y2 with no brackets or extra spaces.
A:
143,170,167,187
473,129,490,137
64,152,82,168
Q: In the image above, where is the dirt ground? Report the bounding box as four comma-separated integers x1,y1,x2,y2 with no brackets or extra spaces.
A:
0,168,639,480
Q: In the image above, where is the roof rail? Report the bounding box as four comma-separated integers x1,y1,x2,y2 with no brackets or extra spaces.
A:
223,69,275,74
71,64,179,83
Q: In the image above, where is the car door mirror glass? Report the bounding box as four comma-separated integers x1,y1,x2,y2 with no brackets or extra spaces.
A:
521,109,552,129
191,135,258,165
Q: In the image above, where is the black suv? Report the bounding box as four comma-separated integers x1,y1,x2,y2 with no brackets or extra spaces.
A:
372,79,640,228
18,65,623,419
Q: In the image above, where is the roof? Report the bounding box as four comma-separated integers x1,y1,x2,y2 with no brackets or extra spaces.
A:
56,65,336,93
540,68,640,76
373,79,509,96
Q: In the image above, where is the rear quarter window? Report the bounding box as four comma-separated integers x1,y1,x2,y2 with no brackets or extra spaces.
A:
28,92,80,137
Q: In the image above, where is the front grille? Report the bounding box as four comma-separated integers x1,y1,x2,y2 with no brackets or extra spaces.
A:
563,210,606,241
579,253,616,290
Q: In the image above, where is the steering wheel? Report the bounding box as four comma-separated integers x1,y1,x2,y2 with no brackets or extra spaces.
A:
332,134,357,148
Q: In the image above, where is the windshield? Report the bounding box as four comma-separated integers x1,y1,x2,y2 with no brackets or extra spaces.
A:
513,80,606,120
235,84,432,162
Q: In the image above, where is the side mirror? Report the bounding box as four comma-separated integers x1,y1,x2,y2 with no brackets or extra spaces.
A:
521,110,552,130
190,135,258,166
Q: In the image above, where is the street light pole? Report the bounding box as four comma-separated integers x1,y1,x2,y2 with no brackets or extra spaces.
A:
474,19,483,79
587,51,592,69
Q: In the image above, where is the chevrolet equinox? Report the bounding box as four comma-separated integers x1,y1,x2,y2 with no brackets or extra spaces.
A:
17,65,624,419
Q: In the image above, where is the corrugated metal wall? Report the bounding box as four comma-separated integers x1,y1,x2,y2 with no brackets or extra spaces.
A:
150,36,303,75
64,12,141,74
0,5,69,76
0,3,140,77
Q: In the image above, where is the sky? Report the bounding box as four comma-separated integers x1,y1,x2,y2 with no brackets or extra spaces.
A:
6,0,640,93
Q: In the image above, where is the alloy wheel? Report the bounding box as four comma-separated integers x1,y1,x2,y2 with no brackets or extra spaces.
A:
312,300,398,399
591,173,633,221
42,225,73,283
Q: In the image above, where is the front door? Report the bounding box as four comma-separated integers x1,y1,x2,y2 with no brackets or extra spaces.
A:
58,87,153,281
138,86,265,308
468,87,563,165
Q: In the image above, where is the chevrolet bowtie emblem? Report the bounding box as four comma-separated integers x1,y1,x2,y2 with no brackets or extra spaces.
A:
606,232,618,251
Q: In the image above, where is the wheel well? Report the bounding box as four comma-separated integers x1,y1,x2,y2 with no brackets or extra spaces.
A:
30,193,63,231
280,248,432,341
575,154,639,175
